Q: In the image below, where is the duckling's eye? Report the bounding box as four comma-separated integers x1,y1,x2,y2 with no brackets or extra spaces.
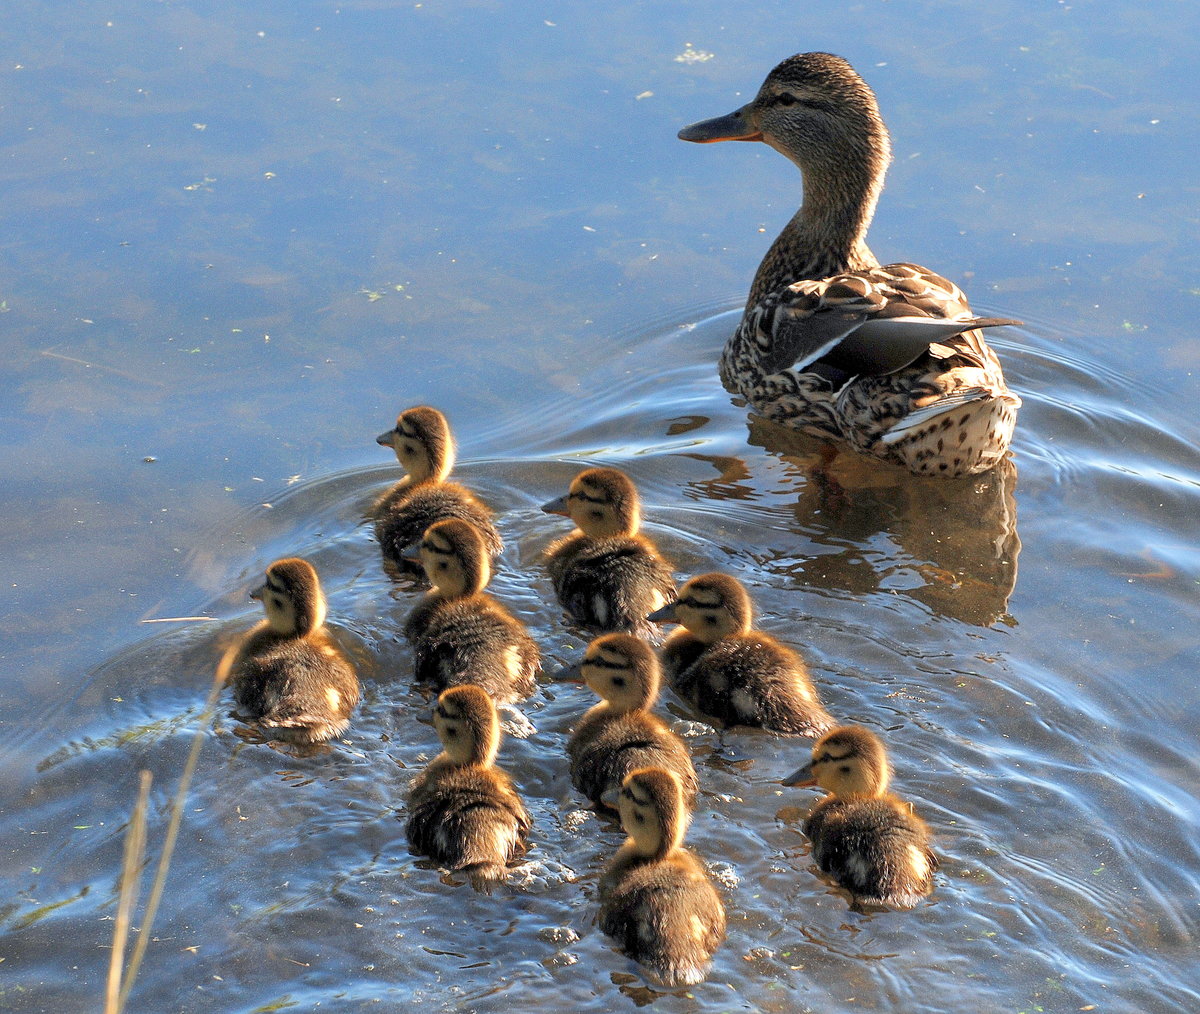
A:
590,509,604,520
612,676,626,688
272,595,286,609
703,615,718,626
437,561,448,570
633,811,645,824
840,765,850,774
445,726,458,737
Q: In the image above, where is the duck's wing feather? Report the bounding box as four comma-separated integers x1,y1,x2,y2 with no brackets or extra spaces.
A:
757,266,1021,379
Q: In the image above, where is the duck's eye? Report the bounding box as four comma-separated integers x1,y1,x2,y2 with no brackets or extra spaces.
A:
612,676,626,688
776,93,797,107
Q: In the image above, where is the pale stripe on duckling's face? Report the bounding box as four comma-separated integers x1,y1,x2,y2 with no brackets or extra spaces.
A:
617,779,664,858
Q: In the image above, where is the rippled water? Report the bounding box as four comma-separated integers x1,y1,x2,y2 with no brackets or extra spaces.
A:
3,2,1199,1013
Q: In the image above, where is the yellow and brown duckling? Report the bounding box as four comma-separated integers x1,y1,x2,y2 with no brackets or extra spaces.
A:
649,573,833,737
782,725,937,908
599,767,725,987
541,467,675,637
405,684,532,891
404,518,539,704
562,633,698,812
374,405,502,573
220,557,359,744
679,52,1021,476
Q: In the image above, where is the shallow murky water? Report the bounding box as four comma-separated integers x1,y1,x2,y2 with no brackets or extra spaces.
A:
3,3,1199,1013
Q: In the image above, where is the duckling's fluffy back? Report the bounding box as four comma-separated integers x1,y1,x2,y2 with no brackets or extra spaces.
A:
568,709,698,810
546,534,674,636
804,794,937,908
662,632,833,736
599,847,726,986
404,594,539,704
374,481,502,569
405,763,531,890
227,628,360,744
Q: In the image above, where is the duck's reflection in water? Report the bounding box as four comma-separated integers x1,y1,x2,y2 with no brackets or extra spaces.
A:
681,415,1020,628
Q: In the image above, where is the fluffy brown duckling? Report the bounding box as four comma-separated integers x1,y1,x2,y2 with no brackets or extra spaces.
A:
562,633,697,811
649,573,833,736
405,684,532,891
783,725,937,908
541,467,675,636
599,767,725,987
220,557,359,744
373,405,502,573
403,518,540,704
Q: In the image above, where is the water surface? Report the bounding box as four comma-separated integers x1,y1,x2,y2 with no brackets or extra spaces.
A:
2,3,1198,1013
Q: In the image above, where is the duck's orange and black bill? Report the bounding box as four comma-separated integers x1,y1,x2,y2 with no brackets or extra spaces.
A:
781,761,816,787
678,105,762,143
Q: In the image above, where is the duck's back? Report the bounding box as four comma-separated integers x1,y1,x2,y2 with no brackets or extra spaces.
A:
599,850,725,987
406,764,531,872
546,534,674,634
404,594,539,703
668,634,832,736
374,481,502,566
568,710,697,809
804,794,937,907
228,630,359,743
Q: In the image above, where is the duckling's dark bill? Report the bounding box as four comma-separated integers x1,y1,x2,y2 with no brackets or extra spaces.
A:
678,108,762,143
540,494,570,516
781,762,816,787
646,601,679,623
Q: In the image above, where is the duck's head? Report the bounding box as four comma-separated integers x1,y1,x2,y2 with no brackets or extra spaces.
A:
418,518,491,597
678,52,890,201
376,405,455,483
648,572,751,644
578,632,661,714
433,684,500,767
618,767,689,860
782,726,891,798
250,557,327,637
540,467,642,538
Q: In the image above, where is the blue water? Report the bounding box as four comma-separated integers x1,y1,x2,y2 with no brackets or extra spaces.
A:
2,3,1198,1012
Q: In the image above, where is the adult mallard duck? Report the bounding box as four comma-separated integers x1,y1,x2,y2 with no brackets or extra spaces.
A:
373,405,502,572
679,52,1021,477
782,725,937,908
220,557,360,745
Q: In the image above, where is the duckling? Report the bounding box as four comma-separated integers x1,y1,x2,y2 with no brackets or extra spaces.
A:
563,633,698,811
220,557,359,744
374,405,502,573
403,518,539,704
649,572,833,736
406,684,532,891
782,725,937,908
541,467,675,636
678,52,1021,476
599,767,725,987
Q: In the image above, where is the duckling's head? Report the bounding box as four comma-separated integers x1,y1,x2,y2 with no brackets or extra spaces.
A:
541,467,641,538
376,405,455,483
678,52,889,199
418,518,491,597
580,633,661,714
433,685,500,767
782,726,891,798
250,557,327,637
618,767,689,860
649,572,751,643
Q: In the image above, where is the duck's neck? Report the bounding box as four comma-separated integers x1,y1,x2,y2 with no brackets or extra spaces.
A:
746,165,883,308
